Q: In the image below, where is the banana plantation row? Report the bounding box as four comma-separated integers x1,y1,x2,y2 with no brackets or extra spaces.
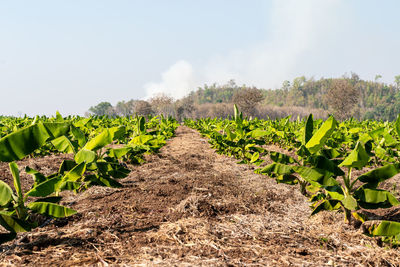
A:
0,113,179,243
185,105,400,247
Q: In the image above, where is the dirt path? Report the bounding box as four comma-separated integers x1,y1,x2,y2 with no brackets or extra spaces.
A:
1,126,400,266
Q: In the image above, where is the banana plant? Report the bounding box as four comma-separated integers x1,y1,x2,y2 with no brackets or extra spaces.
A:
310,115,400,223
256,115,342,196
133,115,146,136
63,126,129,188
51,116,178,188
191,106,266,165
0,123,78,244
0,114,178,245
0,163,76,241
109,117,178,164
366,220,400,247
186,112,400,243
26,161,87,195
311,141,400,223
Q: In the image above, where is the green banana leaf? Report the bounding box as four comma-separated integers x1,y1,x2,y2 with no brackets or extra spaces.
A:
0,180,13,206
62,162,86,182
356,188,399,206
370,220,400,237
137,116,146,134
257,163,293,176
108,147,132,159
9,162,23,200
382,132,397,147
250,129,268,139
96,161,130,178
25,166,47,185
86,174,123,188
75,149,96,164
234,104,239,122
311,199,341,215
70,126,87,148
292,166,328,183
51,136,76,153
269,151,296,164
342,195,358,210
25,177,62,197
129,134,153,145
357,163,400,184
83,126,125,151
250,152,260,163
0,122,70,162
324,185,345,201
369,127,385,140
0,124,49,162
314,156,344,176
305,116,338,154
33,196,62,203
42,122,70,138
303,114,314,145
27,202,77,218
55,111,64,122
0,211,32,232
396,114,400,138
276,174,298,185
58,160,77,174
339,141,369,169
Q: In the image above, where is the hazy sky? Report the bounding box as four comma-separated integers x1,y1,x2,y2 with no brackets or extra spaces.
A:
0,0,399,116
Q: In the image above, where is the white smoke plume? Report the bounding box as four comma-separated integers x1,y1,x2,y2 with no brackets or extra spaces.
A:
145,0,343,99
144,60,196,99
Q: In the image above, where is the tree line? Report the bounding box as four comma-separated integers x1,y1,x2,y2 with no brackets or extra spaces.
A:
88,73,400,121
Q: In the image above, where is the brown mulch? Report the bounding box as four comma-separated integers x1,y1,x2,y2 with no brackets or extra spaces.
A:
0,126,399,266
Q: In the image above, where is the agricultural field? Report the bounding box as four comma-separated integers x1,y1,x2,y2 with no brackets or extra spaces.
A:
1,110,400,266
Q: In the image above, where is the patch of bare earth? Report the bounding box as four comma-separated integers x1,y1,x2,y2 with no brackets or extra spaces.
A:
0,126,400,266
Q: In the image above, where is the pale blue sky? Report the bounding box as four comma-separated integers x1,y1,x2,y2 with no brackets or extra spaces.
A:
0,0,399,116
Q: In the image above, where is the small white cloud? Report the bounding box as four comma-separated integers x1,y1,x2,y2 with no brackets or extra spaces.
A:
144,60,196,99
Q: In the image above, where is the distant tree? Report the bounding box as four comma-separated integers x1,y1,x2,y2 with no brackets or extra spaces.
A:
175,97,195,121
350,72,360,84
134,100,153,116
189,80,241,105
287,76,307,106
149,93,175,117
375,74,382,81
115,100,136,116
106,106,117,117
282,80,291,92
232,87,264,116
324,79,360,120
89,102,113,116
395,75,400,89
